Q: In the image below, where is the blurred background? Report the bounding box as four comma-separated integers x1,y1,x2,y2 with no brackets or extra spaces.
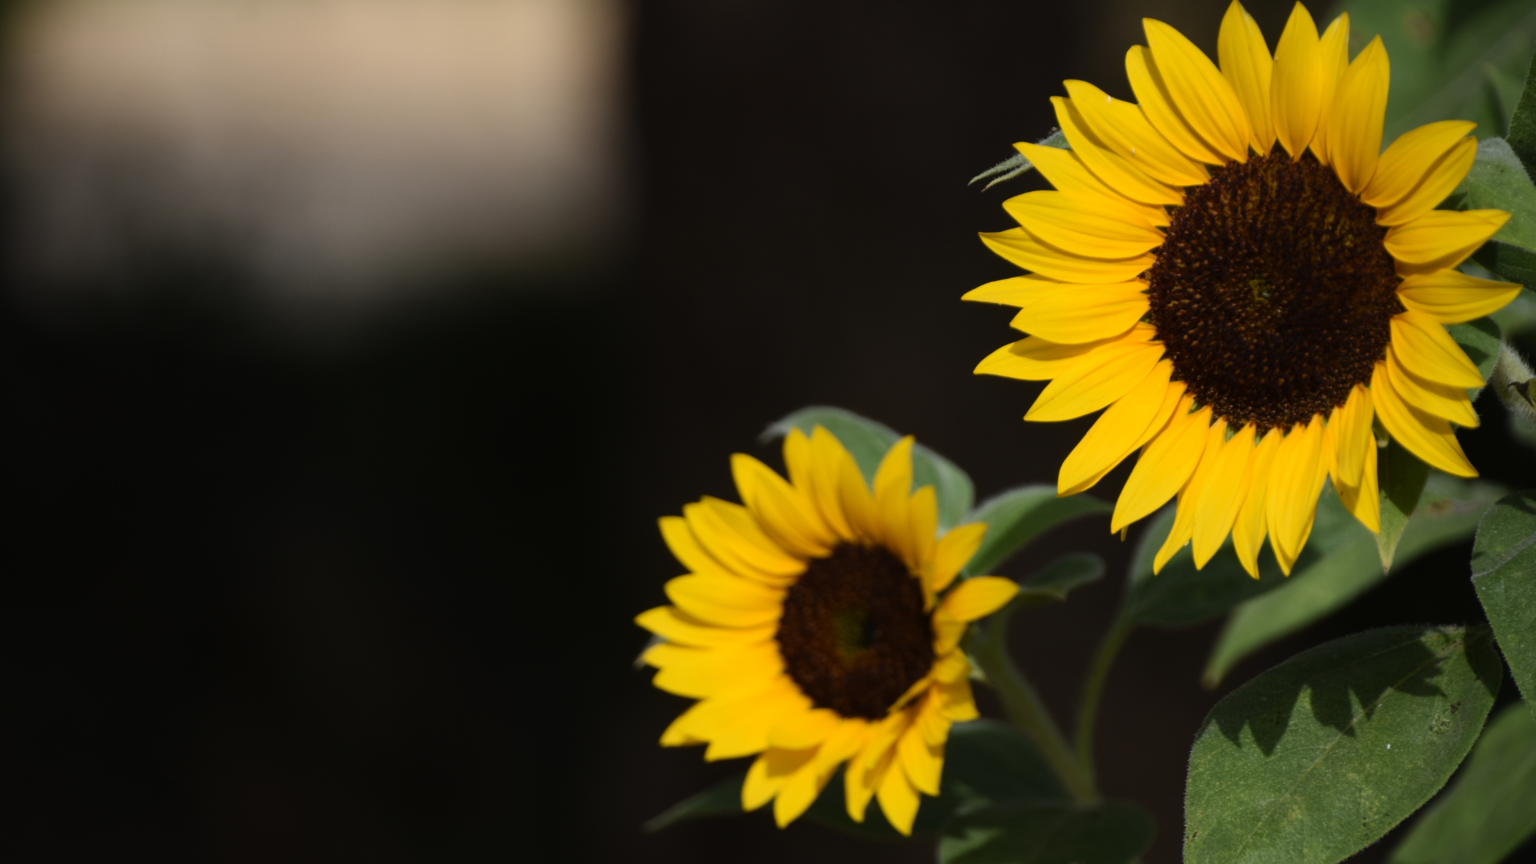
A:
5,0,1534,861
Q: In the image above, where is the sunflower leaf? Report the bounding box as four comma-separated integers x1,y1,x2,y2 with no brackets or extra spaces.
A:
1185,625,1501,864
1471,491,1536,717
968,129,1068,191
1389,702,1536,864
1448,138,1536,255
1506,48,1536,171
641,772,745,832
762,406,975,530
962,486,1111,577
938,799,1155,864
1375,437,1432,572
1203,477,1504,688
1473,240,1536,289
1340,0,1536,142
1013,552,1103,606
1118,507,1289,630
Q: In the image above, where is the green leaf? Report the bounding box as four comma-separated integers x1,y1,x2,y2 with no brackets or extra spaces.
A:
1014,552,1103,606
1340,0,1536,142
1447,316,1503,395
1447,138,1536,255
1204,477,1504,687
1506,49,1536,170
1472,491,1536,716
808,719,1069,838
962,486,1111,576
969,129,1068,191
644,719,1068,837
1118,507,1289,629
1473,239,1536,288
1185,625,1503,864
1377,437,1433,571
763,406,974,530
1391,702,1536,864
939,800,1155,864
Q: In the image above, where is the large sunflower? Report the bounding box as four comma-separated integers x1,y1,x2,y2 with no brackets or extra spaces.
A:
969,1,1521,577
637,427,1018,835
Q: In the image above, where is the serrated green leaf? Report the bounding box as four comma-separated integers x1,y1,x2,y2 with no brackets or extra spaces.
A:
1185,626,1502,864
1472,491,1536,717
763,406,974,530
1377,436,1433,571
1506,49,1536,170
1013,552,1103,606
962,486,1110,576
1204,477,1504,687
1391,702,1536,864
939,800,1154,864
1340,0,1536,142
1118,507,1289,629
1448,139,1536,254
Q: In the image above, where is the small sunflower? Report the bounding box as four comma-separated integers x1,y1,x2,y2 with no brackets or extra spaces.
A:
970,1,1522,577
637,427,1018,835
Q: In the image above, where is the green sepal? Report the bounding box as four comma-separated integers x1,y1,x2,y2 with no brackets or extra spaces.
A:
762,406,974,531
1204,477,1504,688
1390,702,1536,864
962,485,1111,577
1472,491,1536,717
1376,436,1432,572
969,129,1068,192
938,799,1155,864
1185,626,1502,864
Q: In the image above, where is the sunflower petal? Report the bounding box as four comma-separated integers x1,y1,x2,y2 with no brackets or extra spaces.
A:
1062,78,1209,185
1010,283,1150,344
772,751,828,827
939,575,1020,622
1027,338,1164,422
1144,18,1251,162
932,522,987,594
1396,269,1524,324
1332,384,1374,488
1372,362,1477,477
807,426,857,541
1326,36,1388,194
1006,191,1166,258
1193,421,1258,567
1058,359,1176,495
635,606,776,647
898,719,944,797
1389,310,1487,388
876,754,922,836
1112,397,1210,532
1013,142,1174,226
1232,427,1280,578
733,453,835,558
982,227,1157,284
744,747,816,812
768,707,842,750
1266,416,1326,574
688,498,805,579
1336,434,1381,533
1387,345,1479,427
1054,96,1186,206
962,274,1073,307
664,572,784,629
1378,139,1478,227
1364,120,1477,211
1156,419,1228,572
1270,2,1323,159
1386,210,1511,275
1126,45,1226,165
1218,0,1275,153
1308,12,1350,164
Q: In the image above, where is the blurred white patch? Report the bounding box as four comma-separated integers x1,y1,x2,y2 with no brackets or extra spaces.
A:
4,0,627,322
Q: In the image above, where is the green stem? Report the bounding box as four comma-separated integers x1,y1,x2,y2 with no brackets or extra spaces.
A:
1074,620,1132,781
972,603,1099,805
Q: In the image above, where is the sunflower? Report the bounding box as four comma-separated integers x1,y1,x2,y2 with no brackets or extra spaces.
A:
637,427,1018,835
969,1,1521,577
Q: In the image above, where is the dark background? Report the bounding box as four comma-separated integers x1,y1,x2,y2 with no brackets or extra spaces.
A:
7,0,1534,861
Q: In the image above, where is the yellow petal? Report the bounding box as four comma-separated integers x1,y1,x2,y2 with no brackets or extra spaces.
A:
1054,96,1186,206
1270,2,1323,159
1006,191,1166,258
659,515,736,581
635,605,776,648
1061,78,1209,185
687,498,804,580
769,707,842,750
1387,210,1511,275
1058,359,1176,495
1387,345,1480,427
1155,419,1228,573
1218,0,1275,154
733,453,835,558
982,227,1157,284
1010,283,1150,344
846,713,906,821
1372,363,1477,477
908,484,939,588
835,443,880,544
1396,269,1524,324
876,754,921,836
1332,384,1374,488
1308,12,1350,164
1377,138,1478,227
936,677,980,721
1112,397,1210,532
1232,428,1281,578
1336,432,1381,533
1014,141,1174,226
1364,120,1477,210
703,682,810,760
1194,422,1259,567
974,334,1111,381
1266,416,1325,573
897,720,944,796
806,426,857,541
1126,44,1226,165
744,747,816,812
873,436,916,557
663,572,784,629
932,522,987,594
1326,36,1389,194
771,750,826,827
1027,338,1164,422
938,575,1020,622
649,641,783,699
931,650,971,683
1389,310,1487,389
1144,18,1251,162
962,274,1072,307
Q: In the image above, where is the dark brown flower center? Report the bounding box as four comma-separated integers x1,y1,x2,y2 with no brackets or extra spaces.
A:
1146,150,1403,431
776,544,934,720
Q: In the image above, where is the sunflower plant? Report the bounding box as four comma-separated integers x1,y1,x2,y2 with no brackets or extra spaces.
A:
637,3,1536,863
